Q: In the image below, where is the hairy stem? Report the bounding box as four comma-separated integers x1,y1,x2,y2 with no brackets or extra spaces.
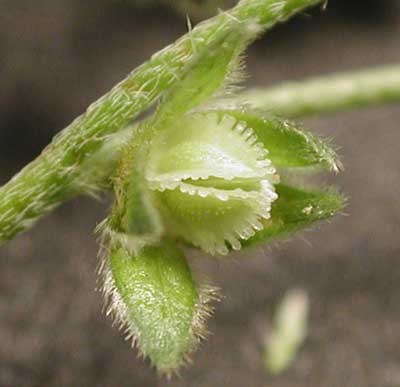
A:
0,0,323,245
241,64,400,118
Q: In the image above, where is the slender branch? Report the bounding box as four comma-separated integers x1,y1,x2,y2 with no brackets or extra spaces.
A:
240,64,400,118
0,0,323,245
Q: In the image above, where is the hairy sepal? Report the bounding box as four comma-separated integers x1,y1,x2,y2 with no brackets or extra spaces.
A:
154,20,262,125
242,183,346,248
214,109,341,172
102,239,214,375
109,135,164,255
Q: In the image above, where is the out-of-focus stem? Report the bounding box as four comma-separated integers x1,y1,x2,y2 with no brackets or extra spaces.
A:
241,64,400,118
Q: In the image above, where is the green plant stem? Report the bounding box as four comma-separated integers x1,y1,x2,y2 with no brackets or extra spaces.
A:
0,0,323,245
241,64,400,118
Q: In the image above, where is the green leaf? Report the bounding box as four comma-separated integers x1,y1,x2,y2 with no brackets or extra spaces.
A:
219,109,342,172
104,240,207,375
242,183,346,248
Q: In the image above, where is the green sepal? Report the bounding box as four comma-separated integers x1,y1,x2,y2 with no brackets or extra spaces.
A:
105,240,204,375
154,20,261,124
216,109,341,172
242,183,346,248
109,131,164,252
122,156,163,238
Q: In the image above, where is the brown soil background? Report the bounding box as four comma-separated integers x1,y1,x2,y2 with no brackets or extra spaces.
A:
0,1,400,386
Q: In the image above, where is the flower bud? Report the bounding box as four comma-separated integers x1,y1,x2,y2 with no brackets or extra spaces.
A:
146,111,279,255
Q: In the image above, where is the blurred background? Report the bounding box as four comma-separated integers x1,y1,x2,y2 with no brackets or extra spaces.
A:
1,1,400,386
